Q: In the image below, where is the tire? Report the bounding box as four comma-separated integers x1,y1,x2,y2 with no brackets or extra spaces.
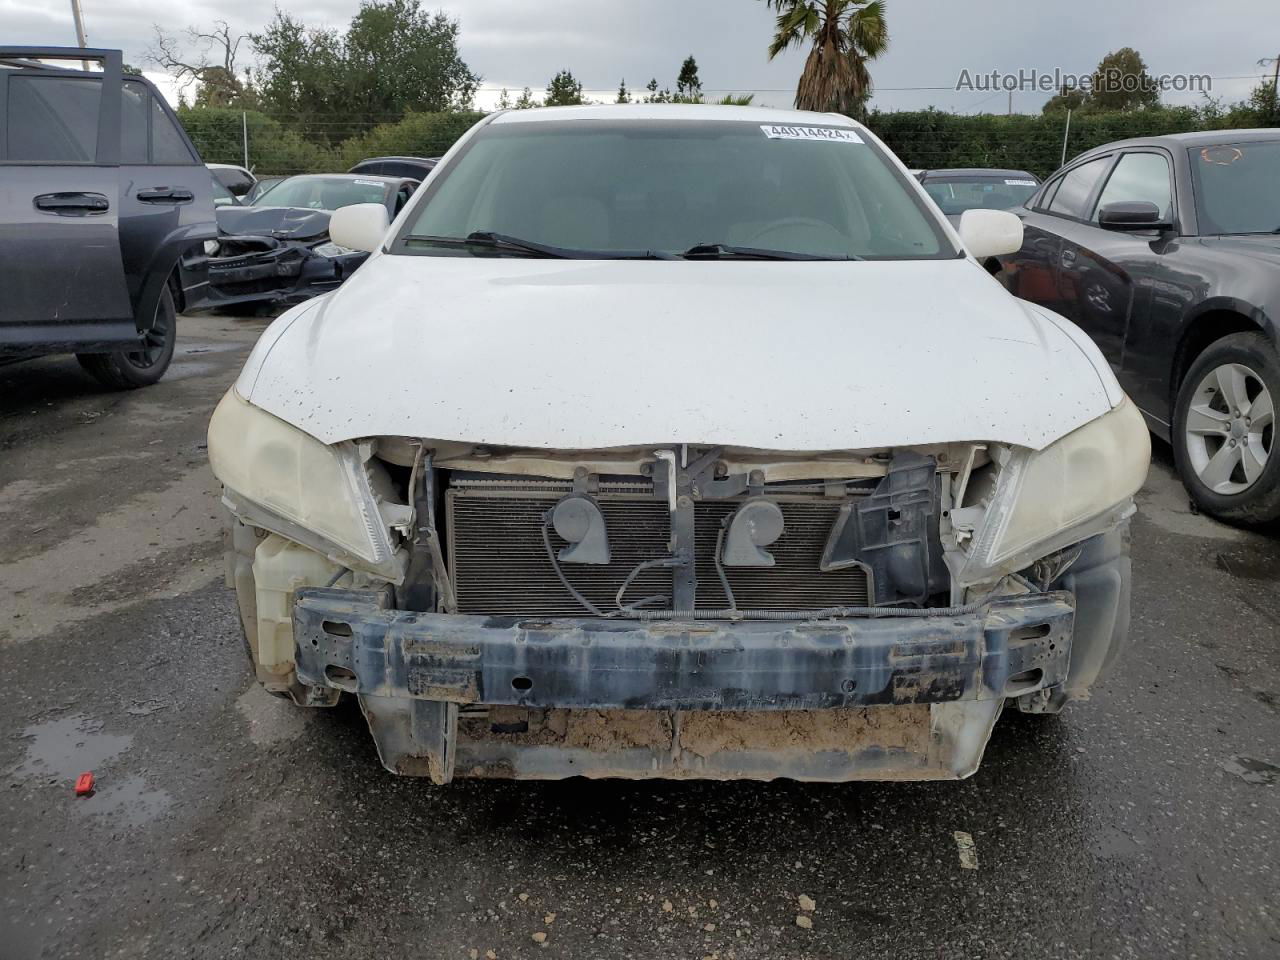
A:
77,284,177,389
1172,331,1280,525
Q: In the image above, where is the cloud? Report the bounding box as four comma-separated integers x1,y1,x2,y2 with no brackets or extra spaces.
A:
2,0,1273,112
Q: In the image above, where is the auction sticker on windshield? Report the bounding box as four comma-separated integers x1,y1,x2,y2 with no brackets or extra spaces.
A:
760,124,863,144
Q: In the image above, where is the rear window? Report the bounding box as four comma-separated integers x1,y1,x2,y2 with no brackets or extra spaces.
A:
1190,140,1280,235
6,75,101,162
922,176,1038,216
252,176,392,210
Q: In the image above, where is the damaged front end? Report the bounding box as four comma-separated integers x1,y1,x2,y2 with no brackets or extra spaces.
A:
209,390,1146,783
204,234,368,309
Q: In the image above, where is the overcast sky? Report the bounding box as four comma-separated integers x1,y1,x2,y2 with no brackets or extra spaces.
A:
4,0,1276,113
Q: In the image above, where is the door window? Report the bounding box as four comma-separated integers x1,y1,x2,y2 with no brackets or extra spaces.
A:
6,76,102,162
1094,152,1173,221
151,98,195,164
121,80,150,164
1046,157,1111,219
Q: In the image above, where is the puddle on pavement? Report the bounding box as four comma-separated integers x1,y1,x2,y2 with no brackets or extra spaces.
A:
10,713,132,782
1221,755,1278,785
79,774,173,827
9,714,173,827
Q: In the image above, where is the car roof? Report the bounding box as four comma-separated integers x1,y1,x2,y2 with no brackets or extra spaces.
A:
277,173,405,184
490,103,865,128
919,168,1038,180
1073,128,1280,161
354,156,439,163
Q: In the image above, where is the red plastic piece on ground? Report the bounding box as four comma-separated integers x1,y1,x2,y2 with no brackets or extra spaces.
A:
74,772,95,796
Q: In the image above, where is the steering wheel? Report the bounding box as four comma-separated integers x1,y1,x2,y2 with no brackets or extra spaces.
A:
739,217,847,249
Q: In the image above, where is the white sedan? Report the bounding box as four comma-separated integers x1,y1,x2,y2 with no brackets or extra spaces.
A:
208,105,1149,784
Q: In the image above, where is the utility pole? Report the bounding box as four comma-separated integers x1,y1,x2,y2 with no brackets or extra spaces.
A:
69,0,90,71
1061,109,1072,167
1258,55,1280,91
1008,90,1013,115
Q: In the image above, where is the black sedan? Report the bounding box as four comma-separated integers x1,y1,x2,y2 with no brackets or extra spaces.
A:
996,130,1279,525
916,167,1040,225
348,155,439,180
205,174,418,309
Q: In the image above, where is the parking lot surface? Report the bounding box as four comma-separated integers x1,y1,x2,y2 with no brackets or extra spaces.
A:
1,312,1278,959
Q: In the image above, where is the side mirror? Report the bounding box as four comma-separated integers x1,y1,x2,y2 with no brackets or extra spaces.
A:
329,202,391,253
1098,200,1172,232
958,208,1024,259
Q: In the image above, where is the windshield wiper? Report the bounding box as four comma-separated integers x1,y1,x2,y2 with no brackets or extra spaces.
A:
680,242,863,261
406,231,678,260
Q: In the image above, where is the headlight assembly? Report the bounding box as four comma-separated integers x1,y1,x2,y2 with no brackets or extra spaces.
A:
207,389,401,580
312,241,355,258
953,397,1150,584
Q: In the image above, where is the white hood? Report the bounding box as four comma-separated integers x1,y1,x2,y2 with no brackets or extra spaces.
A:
237,253,1121,452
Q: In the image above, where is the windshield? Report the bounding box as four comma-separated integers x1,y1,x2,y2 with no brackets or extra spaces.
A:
252,176,391,211
922,176,1038,216
1190,140,1280,235
399,119,952,260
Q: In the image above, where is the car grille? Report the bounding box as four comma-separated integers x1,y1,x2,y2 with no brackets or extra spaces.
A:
445,480,871,617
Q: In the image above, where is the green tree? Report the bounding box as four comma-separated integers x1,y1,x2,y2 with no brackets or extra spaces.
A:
1246,77,1280,125
495,88,513,110
1042,86,1087,114
545,69,585,106
251,0,479,139
643,77,673,103
717,93,756,105
676,55,701,100
616,78,631,103
514,87,540,109
764,0,888,115
1041,48,1161,115
1089,47,1160,111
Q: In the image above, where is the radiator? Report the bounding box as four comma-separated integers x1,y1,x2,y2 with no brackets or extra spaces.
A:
445,479,870,617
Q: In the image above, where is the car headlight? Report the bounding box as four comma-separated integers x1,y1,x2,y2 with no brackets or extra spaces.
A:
207,389,400,580
954,397,1150,583
312,241,355,258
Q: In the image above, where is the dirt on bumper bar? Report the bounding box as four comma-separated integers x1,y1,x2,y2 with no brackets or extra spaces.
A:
293,590,1074,783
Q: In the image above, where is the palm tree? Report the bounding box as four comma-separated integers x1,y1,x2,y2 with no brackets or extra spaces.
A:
765,0,889,115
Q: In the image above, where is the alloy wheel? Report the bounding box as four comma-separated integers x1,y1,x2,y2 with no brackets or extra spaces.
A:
1183,362,1275,495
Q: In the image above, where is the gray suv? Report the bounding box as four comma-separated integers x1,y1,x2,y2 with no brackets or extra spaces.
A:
0,47,216,388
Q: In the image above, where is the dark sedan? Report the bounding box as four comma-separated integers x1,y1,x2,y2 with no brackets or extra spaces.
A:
917,168,1040,225
206,174,418,309
348,155,439,180
996,130,1279,525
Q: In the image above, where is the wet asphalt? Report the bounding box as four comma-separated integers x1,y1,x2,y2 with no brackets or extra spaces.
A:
0,312,1277,960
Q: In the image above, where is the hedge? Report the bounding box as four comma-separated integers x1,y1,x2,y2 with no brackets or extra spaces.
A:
178,104,1276,179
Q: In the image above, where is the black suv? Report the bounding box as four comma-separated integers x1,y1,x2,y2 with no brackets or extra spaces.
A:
0,47,216,388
